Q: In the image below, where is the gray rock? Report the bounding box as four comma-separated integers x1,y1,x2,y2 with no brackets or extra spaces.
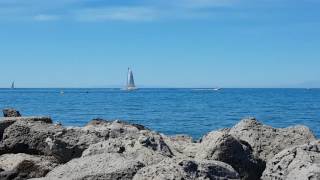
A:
43,153,145,180
229,118,316,161
86,118,147,131
2,109,21,117
0,116,52,124
0,120,64,156
137,130,173,157
0,153,59,180
82,130,173,166
262,140,320,180
0,119,152,163
0,120,106,163
196,130,265,180
0,119,16,141
163,134,194,156
133,157,240,180
0,117,52,141
84,119,146,139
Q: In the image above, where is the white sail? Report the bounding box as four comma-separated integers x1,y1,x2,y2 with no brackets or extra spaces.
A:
127,68,135,88
11,81,15,89
125,68,136,90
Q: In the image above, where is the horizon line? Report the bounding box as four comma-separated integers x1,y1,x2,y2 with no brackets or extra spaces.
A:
0,87,319,89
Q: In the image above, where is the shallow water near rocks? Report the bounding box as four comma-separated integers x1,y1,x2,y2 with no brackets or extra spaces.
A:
0,88,319,139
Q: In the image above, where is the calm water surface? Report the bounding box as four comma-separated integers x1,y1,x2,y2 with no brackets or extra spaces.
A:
0,88,319,139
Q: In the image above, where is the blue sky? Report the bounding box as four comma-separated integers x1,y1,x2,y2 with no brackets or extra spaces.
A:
0,0,320,88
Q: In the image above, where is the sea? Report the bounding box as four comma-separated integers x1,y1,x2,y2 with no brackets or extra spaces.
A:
0,88,319,139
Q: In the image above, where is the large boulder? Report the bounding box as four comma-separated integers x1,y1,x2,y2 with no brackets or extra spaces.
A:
0,153,59,180
262,140,320,180
133,157,240,180
2,109,21,117
0,120,107,163
229,118,316,161
0,120,63,156
82,130,173,165
195,130,265,180
0,117,52,141
0,119,153,163
42,153,145,180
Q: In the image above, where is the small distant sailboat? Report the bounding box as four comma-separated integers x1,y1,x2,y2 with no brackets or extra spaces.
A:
123,68,137,91
213,88,221,91
11,81,15,89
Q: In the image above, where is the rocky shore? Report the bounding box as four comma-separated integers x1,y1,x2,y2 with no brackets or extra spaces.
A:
0,108,319,180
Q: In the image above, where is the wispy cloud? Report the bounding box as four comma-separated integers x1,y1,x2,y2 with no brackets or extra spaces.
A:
33,14,60,21
74,7,157,22
2,0,317,22
0,0,241,22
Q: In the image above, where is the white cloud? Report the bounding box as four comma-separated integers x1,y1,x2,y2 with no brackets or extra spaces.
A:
33,14,60,21
74,7,157,22
0,0,242,22
173,0,238,8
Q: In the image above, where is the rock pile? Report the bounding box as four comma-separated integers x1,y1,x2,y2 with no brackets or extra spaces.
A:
0,109,318,180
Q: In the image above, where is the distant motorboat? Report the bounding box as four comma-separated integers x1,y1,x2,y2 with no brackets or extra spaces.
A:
191,88,222,91
123,68,137,91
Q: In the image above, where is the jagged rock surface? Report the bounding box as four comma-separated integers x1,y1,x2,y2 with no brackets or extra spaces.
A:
262,140,320,180
0,119,149,163
41,153,145,180
133,157,240,180
229,118,316,161
82,130,173,165
0,153,59,180
163,134,195,157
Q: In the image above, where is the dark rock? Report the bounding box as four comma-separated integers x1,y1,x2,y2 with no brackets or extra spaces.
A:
229,118,316,161
137,130,173,157
0,120,63,156
196,131,265,180
0,119,150,163
0,119,16,141
3,109,21,117
133,157,240,180
0,120,107,163
262,140,320,180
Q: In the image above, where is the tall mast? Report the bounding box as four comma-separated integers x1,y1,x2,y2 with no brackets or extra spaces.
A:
127,68,130,87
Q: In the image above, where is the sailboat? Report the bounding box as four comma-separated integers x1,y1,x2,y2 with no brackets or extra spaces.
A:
11,81,15,89
124,68,137,91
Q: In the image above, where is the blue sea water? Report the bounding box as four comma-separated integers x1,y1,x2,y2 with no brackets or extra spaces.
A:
0,88,319,139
